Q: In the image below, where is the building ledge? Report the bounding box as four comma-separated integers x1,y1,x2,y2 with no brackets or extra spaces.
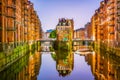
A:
6,5,16,9
117,0,120,2
6,15,16,19
117,12,120,16
24,14,29,17
24,32,28,35
0,26,2,30
6,27,16,31
0,11,2,15
109,32,114,34
24,8,28,11
117,28,120,32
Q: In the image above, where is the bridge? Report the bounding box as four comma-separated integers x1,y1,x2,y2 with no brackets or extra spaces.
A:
39,38,94,42
72,38,94,42
39,38,56,42
38,49,95,54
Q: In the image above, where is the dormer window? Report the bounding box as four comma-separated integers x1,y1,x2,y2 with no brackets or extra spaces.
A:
58,23,61,26
63,22,66,26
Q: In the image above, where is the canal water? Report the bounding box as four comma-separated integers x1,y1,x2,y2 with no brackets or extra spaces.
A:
0,42,120,80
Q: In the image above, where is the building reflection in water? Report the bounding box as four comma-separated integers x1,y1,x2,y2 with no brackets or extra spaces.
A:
73,45,120,80
84,49,120,80
0,51,41,80
1,44,120,80
51,49,74,77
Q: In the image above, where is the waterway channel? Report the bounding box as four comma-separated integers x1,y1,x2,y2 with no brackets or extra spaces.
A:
0,42,120,80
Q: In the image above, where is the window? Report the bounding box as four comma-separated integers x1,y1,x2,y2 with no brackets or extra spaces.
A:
0,30,2,42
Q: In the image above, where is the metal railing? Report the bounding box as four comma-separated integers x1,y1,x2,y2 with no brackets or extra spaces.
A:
6,5,16,9
6,27,16,31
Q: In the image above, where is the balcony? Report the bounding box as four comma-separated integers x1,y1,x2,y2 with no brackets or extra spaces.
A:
24,24,27,27
117,5,120,9
6,27,16,31
109,19,114,23
0,1,2,4
100,33,103,36
0,42,3,51
35,30,38,32
117,18,120,23
24,8,28,11
100,27,103,30
35,27,38,29
24,19,28,22
109,32,114,34
117,11,120,16
109,24,114,27
117,0,120,3
107,1,114,6
24,2,28,5
6,15,16,19
0,12,2,15
0,26,2,30
117,27,120,32
24,14,28,16
109,12,114,15
109,6,114,10
6,5,16,9
24,32,28,35
31,13,34,16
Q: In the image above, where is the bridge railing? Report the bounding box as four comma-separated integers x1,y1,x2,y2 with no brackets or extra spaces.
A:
72,38,94,41
39,38,94,42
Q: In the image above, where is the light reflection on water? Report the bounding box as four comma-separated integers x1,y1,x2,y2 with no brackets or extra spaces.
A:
0,44,120,80
38,52,94,80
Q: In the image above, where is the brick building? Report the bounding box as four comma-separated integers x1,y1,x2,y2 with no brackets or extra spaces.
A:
0,0,42,51
90,0,120,47
85,22,92,39
56,18,74,41
74,28,85,40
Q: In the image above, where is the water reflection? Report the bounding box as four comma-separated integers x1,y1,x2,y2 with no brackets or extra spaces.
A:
0,51,41,80
73,45,120,80
38,43,94,80
55,50,73,77
52,41,74,77
91,50,120,80
0,42,120,80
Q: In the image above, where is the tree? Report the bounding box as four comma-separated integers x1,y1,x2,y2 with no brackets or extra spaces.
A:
49,30,56,38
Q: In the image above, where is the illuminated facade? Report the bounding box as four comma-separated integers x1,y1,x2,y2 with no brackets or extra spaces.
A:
56,18,74,41
116,0,120,46
0,0,16,51
91,9,101,42
94,52,120,80
74,28,85,40
56,50,74,77
85,22,92,39
0,51,41,80
90,0,120,47
0,0,42,52
85,51,120,80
